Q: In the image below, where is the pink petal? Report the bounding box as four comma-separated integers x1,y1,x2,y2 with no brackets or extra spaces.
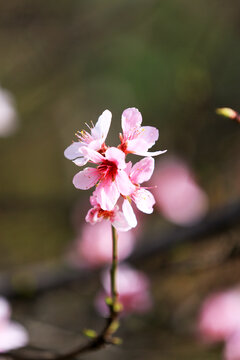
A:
121,108,142,136
89,193,98,206
130,157,155,184
64,142,83,160
125,161,132,176
88,138,102,151
80,147,105,164
91,110,112,142
126,138,150,153
85,206,101,224
73,168,100,189
127,138,167,156
105,147,126,170
95,179,120,211
139,126,159,147
73,157,88,166
112,211,132,232
122,199,137,228
133,189,155,214
115,170,136,196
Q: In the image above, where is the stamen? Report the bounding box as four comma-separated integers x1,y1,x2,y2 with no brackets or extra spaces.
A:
85,122,92,131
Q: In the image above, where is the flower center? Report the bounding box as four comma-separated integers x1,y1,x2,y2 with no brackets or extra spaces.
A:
97,160,118,181
76,129,93,144
98,209,114,220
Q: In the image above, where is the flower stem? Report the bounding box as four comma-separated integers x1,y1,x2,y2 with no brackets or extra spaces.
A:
111,226,118,312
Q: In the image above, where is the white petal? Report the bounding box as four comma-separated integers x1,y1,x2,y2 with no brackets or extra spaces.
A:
64,142,83,160
135,149,167,157
122,199,137,228
80,147,105,163
73,157,88,166
73,168,100,190
121,108,142,136
91,110,112,142
133,189,155,214
112,211,132,232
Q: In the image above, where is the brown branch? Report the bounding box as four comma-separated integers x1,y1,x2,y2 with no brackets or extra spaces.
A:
1,311,119,360
1,199,240,299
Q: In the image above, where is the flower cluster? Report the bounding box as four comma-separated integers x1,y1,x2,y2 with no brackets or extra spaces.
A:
65,107,166,231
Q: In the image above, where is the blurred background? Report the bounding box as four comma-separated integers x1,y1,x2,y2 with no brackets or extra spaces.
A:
0,0,240,359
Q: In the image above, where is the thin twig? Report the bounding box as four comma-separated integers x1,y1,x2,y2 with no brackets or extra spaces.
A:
1,227,121,360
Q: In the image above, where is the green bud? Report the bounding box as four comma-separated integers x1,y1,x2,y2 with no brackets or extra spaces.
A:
113,302,123,313
111,337,123,345
83,329,97,339
105,296,113,306
216,107,237,119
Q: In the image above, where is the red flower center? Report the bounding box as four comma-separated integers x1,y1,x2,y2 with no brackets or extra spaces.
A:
98,209,114,220
97,160,118,181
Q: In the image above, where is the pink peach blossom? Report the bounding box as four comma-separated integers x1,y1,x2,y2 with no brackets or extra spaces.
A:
198,290,240,343
0,297,28,352
122,157,156,228
73,147,135,211
151,158,208,225
95,265,152,316
224,332,240,360
65,108,166,228
73,221,135,268
64,110,111,166
119,107,166,157
85,194,132,231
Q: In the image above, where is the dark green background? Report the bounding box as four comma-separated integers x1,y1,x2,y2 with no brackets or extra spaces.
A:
0,1,239,359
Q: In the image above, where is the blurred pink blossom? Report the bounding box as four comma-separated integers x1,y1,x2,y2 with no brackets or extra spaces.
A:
95,264,152,316
224,332,240,360
0,297,28,352
72,221,136,268
0,86,18,137
198,289,240,343
151,158,208,225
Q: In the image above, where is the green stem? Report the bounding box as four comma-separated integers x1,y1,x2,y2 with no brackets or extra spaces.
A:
110,226,118,311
